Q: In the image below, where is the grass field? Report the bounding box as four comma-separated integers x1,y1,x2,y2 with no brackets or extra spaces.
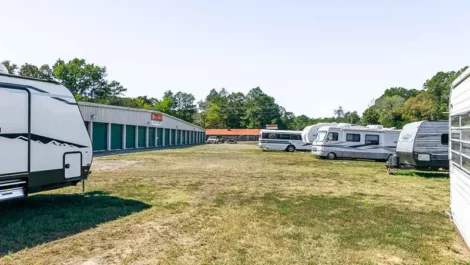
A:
1,144,469,265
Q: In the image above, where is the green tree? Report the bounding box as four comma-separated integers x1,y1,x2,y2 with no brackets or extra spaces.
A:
343,111,360,124
154,91,174,115
242,87,281,128
19,63,54,80
375,95,405,128
402,92,433,121
2,60,18,74
204,103,227,128
226,92,245,128
423,67,468,119
381,87,420,100
361,106,379,125
53,58,126,100
172,91,197,122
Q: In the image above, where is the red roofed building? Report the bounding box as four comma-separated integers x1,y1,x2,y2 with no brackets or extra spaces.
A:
205,128,262,141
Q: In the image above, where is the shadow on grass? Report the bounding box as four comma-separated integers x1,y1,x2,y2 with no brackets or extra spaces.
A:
0,191,150,256
393,170,449,179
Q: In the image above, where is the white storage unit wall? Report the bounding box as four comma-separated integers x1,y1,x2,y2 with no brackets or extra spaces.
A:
79,102,205,153
449,67,470,249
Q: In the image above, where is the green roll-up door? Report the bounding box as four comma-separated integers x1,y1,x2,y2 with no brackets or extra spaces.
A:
182,131,186,145
149,128,156,147
171,129,176,146
92,122,107,151
179,130,183,145
111,124,123,150
126,125,136,149
165,129,170,146
138,127,146,148
157,128,163,146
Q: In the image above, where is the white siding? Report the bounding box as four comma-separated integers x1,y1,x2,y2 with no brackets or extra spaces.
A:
78,102,204,132
450,67,470,248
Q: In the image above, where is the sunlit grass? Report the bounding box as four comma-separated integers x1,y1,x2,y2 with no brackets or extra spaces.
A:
1,144,468,265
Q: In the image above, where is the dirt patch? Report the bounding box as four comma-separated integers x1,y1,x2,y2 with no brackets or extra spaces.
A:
91,160,139,171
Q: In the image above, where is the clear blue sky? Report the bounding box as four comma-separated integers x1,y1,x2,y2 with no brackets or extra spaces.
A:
1,0,469,117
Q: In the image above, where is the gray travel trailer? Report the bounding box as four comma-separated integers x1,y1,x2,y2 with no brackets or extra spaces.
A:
0,64,93,202
394,121,449,170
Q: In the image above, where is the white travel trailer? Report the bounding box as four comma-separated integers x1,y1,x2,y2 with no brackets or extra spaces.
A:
393,121,449,170
259,129,309,152
449,66,470,248
311,124,400,160
0,65,93,202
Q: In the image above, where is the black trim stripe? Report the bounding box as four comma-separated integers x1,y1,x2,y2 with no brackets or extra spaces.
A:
51,97,78,105
0,133,88,148
0,82,49,94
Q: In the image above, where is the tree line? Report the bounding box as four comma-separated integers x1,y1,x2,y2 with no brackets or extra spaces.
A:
2,58,468,129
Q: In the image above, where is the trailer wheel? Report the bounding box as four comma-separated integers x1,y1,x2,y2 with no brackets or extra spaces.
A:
286,145,296,152
327,152,337,160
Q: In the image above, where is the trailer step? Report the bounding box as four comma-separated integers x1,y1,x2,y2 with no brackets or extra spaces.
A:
0,179,27,202
0,187,25,201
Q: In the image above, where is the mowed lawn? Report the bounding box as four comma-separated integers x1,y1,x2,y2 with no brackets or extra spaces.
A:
1,144,469,265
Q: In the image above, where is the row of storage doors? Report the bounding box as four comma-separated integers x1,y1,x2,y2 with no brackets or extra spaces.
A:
88,122,205,152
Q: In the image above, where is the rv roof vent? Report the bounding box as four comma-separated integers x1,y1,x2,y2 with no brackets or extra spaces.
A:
0,63,8,74
366,125,384,129
337,123,352,128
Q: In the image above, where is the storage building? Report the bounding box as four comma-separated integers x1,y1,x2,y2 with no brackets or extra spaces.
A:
79,102,205,153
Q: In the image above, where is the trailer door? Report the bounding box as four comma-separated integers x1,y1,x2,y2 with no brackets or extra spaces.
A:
0,87,29,176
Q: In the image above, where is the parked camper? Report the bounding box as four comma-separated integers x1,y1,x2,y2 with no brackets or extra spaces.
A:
449,66,470,248
311,124,400,160
301,123,338,145
391,121,449,170
259,130,308,152
0,67,93,202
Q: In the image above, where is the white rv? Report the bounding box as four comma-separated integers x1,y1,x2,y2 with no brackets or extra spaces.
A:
311,124,400,160
259,129,308,152
449,66,470,248
301,123,338,145
0,65,93,202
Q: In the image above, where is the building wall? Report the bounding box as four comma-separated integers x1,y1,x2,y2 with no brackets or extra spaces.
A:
78,102,205,153
206,135,259,141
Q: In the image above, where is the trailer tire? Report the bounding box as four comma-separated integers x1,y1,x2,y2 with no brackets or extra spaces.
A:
286,145,296,152
327,152,337,160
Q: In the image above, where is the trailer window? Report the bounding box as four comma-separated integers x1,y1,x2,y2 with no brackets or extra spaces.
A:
279,134,291,140
462,114,470,127
441,134,449,145
463,156,470,172
461,129,470,141
365,135,379,145
462,143,470,156
452,153,461,165
290,134,301,140
451,116,460,127
346,133,360,142
263,133,278,139
327,132,338,141
452,141,461,153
